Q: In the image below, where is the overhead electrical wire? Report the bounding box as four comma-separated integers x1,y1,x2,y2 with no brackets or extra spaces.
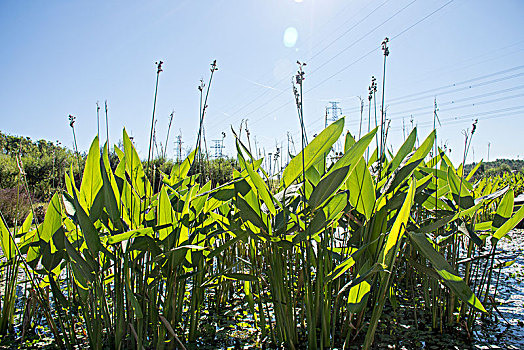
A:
207,0,392,127
207,0,428,131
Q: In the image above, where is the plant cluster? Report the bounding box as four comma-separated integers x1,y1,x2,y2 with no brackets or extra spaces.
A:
0,119,523,349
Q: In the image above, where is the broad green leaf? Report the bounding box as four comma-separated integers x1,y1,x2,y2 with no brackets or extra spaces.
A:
282,118,344,188
309,166,350,210
49,274,70,308
169,150,196,184
381,178,415,266
236,195,267,232
123,128,151,199
305,166,321,187
343,132,376,219
466,160,483,181
79,136,102,210
64,237,95,286
237,140,276,215
492,189,513,232
347,157,375,220
323,192,348,222
407,130,435,167
0,215,16,260
493,203,524,240
382,131,435,195
325,256,355,283
330,127,377,175
347,279,371,313
101,145,124,232
70,190,103,256
158,186,175,241
41,193,63,243
224,273,258,281
385,127,417,176
108,227,154,244
408,231,486,313
191,181,212,220
448,167,474,209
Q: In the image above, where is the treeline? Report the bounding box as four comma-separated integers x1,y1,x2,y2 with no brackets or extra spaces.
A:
0,131,238,225
0,131,80,225
465,158,524,178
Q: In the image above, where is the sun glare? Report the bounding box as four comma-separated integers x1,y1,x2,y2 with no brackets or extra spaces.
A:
283,27,298,47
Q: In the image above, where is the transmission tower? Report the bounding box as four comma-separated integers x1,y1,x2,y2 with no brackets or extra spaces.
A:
175,133,183,162
325,101,342,127
211,132,226,159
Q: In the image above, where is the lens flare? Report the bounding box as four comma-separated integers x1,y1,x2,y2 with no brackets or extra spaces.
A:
283,27,298,48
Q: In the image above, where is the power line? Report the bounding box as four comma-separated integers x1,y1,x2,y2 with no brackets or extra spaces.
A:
208,0,427,131
207,0,392,128
390,104,524,130
381,89,524,119
246,0,456,129
337,66,524,116
308,0,407,73
387,65,524,104
279,100,524,152
308,0,392,63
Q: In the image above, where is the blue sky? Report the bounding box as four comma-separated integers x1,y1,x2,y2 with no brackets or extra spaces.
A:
1,0,523,165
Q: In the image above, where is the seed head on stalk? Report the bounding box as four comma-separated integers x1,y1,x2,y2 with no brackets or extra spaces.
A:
146,60,164,188
68,114,81,173
190,60,218,180
68,114,76,128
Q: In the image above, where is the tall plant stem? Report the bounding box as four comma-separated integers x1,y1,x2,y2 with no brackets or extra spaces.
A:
163,110,174,159
191,60,218,178
105,100,109,157
147,61,163,185
96,101,100,141
358,96,364,139
379,37,389,167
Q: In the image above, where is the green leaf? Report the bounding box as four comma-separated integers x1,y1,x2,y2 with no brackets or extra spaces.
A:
224,273,258,281
309,166,350,210
70,190,103,256
347,279,371,313
408,130,436,167
346,157,375,220
493,203,524,240
108,228,154,245
466,160,483,181
381,178,415,266
237,140,276,215
49,274,70,308
325,256,355,283
79,136,102,210
385,127,417,176
169,150,196,184
448,167,474,209
492,189,514,232
408,231,486,313
282,118,344,188
158,186,175,241
323,192,348,222
381,132,434,195
101,145,124,232
41,193,63,243
330,127,377,175
123,128,151,199
64,237,95,286
0,214,16,261
236,195,267,232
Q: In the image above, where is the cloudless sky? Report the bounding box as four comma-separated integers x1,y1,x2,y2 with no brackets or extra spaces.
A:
1,0,523,165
